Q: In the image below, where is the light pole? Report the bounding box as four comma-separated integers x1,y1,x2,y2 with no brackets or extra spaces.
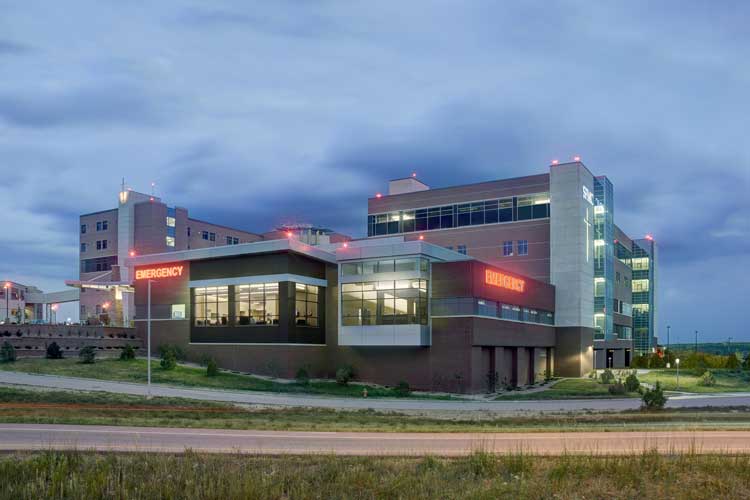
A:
667,325,671,352
675,358,680,389
3,283,9,324
147,279,153,399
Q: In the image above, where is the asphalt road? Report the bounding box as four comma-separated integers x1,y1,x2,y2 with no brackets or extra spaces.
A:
2,370,750,413
2,424,750,455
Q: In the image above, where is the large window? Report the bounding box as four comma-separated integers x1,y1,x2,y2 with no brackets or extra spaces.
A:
81,256,117,273
342,279,427,326
236,283,278,325
503,241,513,256
295,284,319,326
368,193,549,236
341,257,429,276
517,240,528,256
431,298,554,325
632,279,650,292
193,286,229,326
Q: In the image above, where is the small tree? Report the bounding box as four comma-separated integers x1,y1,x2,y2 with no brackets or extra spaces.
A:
699,370,716,387
160,348,176,370
395,380,411,397
0,341,16,362
486,370,499,392
46,342,63,359
120,344,136,360
295,368,310,385
725,353,741,371
743,353,750,371
336,365,354,386
642,381,667,410
599,368,615,385
205,357,218,377
608,379,627,395
78,345,96,364
624,372,640,393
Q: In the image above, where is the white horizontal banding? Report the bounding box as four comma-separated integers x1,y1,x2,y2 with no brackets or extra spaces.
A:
189,274,327,288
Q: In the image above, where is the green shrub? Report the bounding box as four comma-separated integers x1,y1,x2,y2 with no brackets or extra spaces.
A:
158,344,186,361
624,372,640,392
744,354,750,371
46,342,63,359
160,349,176,370
642,381,667,410
336,365,354,386
608,379,626,395
699,370,716,387
395,381,411,397
120,344,136,360
205,358,218,377
295,368,310,385
78,345,96,364
0,341,16,362
599,369,615,385
725,353,741,370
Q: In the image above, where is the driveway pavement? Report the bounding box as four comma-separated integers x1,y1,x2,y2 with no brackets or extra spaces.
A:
1,370,749,413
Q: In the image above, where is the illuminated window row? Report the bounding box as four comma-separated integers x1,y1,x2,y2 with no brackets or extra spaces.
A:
431,298,554,325
367,193,550,236
192,283,319,327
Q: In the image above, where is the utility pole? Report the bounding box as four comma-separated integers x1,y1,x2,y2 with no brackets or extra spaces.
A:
694,330,698,353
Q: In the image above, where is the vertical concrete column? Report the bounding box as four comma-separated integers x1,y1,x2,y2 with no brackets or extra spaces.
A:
516,347,530,386
614,348,625,368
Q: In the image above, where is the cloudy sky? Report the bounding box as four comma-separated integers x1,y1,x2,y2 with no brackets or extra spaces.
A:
0,1,748,341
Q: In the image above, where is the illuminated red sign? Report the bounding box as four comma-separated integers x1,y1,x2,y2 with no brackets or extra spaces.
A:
485,269,525,293
135,265,184,280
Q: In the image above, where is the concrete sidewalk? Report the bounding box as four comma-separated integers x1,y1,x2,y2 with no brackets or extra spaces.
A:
1,370,749,413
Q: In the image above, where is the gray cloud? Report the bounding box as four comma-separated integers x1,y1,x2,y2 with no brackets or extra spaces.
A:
0,39,31,54
0,82,177,128
0,0,748,339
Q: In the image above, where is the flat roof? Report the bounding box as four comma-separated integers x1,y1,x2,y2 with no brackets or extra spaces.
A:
127,238,339,267
370,172,550,201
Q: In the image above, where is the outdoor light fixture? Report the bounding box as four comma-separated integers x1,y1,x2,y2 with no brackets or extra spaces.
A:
645,234,654,241
342,242,348,248
411,172,417,177
551,159,559,165
418,235,424,240
129,250,136,257
573,156,581,162
375,193,382,198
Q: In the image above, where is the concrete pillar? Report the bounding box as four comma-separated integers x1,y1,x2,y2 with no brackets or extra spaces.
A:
613,348,626,368
516,347,530,386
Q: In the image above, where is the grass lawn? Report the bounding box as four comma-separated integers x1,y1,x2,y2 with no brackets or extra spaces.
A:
0,358,456,399
2,450,750,498
640,369,750,393
495,378,640,400
3,386,750,433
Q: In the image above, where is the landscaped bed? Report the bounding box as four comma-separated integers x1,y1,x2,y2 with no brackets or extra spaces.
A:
639,369,750,393
0,358,456,399
495,378,641,400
